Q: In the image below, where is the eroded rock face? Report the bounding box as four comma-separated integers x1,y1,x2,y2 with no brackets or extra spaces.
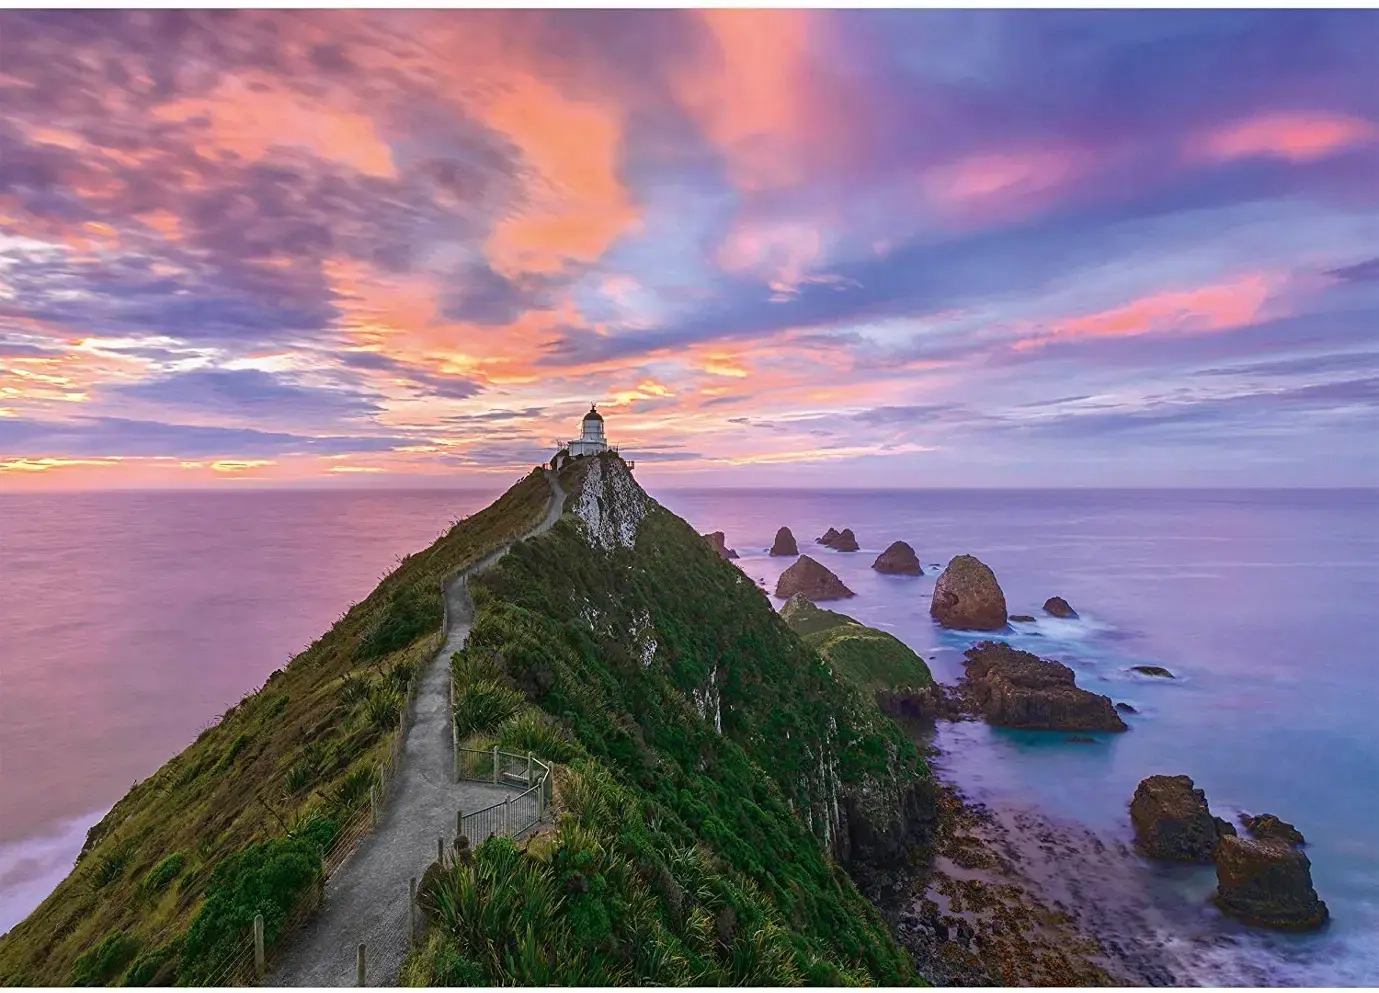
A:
872,540,922,575
1130,775,1229,863
817,527,841,546
774,554,855,601
1043,596,1077,618
1241,813,1306,847
930,554,1008,630
703,531,739,560
769,526,799,556
961,642,1127,732
1214,835,1329,931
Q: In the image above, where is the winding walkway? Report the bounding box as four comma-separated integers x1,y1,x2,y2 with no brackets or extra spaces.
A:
268,470,565,987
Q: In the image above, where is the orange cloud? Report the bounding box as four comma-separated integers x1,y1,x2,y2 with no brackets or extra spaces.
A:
480,74,640,277
153,74,397,179
1192,112,1375,165
1018,273,1278,351
717,220,825,299
672,10,818,192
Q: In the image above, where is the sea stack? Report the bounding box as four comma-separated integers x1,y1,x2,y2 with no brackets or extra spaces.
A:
774,555,855,601
817,527,841,546
1043,596,1077,618
831,528,859,552
1130,775,1234,863
930,554,1007,630
1214,835,1329,930
703,531,739,560
961,642,1127,732
769,527,799,557
873,541,923,575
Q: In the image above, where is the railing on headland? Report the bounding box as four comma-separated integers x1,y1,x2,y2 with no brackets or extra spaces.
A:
452,746,551,845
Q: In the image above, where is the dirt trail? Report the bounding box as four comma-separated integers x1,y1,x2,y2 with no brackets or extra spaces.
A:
269,470,565,986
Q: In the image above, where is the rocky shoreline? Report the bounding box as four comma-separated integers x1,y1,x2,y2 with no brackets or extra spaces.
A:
884,737,1187,987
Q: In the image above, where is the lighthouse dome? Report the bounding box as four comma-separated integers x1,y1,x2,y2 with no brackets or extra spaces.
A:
583,405,603,422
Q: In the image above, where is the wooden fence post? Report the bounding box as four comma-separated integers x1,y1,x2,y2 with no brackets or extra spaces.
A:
408,877,417,943
456,808,463,839
492,745,500,784
356,943,366,986
503,797,511,836
452,719,460,783
369,784,377,828
252,914,264,978
437,836,444,867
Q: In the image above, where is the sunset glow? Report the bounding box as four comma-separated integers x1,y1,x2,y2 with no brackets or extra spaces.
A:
1,10,1377,489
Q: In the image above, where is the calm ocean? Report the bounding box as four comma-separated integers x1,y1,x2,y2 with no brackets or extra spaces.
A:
2,486,1376,983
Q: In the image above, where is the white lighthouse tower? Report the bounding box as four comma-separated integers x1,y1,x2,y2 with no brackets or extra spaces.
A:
555,403,616,463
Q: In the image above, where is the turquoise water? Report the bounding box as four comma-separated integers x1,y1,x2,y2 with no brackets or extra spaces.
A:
661,488,1379,986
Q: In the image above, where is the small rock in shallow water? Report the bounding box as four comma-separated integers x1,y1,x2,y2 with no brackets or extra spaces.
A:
1115,702,1138,714
1066,735,1097,744
1131,665,1174,678
1240,812,1306,847
1130,774,1230,862
1043,596,1078,618
1009,614,1036,622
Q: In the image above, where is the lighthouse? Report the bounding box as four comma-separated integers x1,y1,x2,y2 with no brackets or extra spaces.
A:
555,403,617,465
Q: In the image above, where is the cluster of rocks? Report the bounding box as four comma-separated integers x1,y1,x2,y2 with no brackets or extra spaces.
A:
960,641,1127,732
1130,775,1327,931
817,526,859,552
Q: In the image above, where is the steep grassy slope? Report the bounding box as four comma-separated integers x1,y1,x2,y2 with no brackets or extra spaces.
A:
780,595,933,694
0,470,552,986
405,454,931,985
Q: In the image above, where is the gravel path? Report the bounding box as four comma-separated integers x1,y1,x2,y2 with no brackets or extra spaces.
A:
268,470,565,987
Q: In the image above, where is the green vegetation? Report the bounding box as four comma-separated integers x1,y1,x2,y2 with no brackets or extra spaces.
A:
0,469,553,985
408,454,926,985
780,595,933,694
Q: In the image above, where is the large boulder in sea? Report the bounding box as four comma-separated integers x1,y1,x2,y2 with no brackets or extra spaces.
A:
1240,813,1306,847
703,531,738,560
1214,835,1329,931
769,527,799,557
774,555,854,601
872,541,922,575
1043,596,1077,618
1130,775,1233,863
930,554,1007,630
960,642,1127,732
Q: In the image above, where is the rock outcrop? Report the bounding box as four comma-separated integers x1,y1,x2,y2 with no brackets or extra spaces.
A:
1240,813,1306,847
1115,702,1138,714
930,555,1008,630
960,642,1127,732
769,526,799,556
1130,775,1232,863
702,531,738,560
1214,835,1329,930
1131,665,1174,678
872,541,922,575
817,526,859,551
774,555,855,601
1043,596,1077,618
1009,614,1036,622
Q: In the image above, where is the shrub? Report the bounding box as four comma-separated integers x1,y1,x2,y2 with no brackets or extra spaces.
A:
283,758,316,797
179,836,321,984
89,838,137,891
452,651,500,687
71,932,140,986
213,733,251,774
453,680,525,740
495,711,580,763
363,686,403,733
119,940,179,987
141,852,186,894
356,583,441,660
340,672,370,704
